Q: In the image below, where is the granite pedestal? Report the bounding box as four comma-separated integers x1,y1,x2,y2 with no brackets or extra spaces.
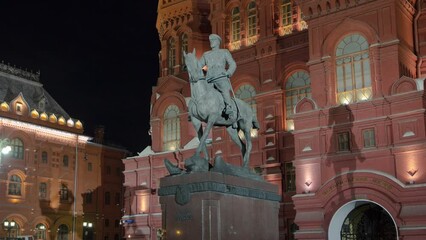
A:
158,172,280,240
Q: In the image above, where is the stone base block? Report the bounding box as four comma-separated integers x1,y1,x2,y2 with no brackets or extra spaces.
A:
159,172,280,240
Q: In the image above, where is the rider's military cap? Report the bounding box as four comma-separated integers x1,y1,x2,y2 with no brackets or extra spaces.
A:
209,34,222,42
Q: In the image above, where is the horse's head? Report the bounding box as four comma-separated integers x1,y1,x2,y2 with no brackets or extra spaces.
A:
183,48,203,82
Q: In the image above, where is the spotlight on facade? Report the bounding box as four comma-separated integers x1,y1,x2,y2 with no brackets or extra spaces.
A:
407,169,418,184
304,180,312,193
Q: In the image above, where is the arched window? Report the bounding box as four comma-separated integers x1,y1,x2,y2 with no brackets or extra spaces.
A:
63,155,69,167
231,7,241,47
4,220,20,237
235,84,257,114
285,71,311,130
168,37,176,75
8,174,22,196
281,0,292,26
41,151,48,164
235,84,258,138
10,138,24,159
247,2,257,39
181,33,189,70
60,184,69,201
35,223,47,240
58,224,69,240
163,105,180,151
336,34,372,104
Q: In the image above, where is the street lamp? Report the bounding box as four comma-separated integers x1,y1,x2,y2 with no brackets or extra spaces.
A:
3,220,16,238
0,138,11,165
83,221,93,240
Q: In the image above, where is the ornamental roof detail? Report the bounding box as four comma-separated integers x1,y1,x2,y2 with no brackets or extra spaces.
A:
0,61,40,82
0,63,83,132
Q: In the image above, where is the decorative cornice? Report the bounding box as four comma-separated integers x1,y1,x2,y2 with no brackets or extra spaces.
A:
297,0,377,21
157,2,192,38
0,61,40,82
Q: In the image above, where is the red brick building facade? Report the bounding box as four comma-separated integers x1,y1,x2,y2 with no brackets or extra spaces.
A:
122,0,426,239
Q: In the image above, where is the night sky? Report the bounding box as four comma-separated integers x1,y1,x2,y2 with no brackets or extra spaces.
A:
0,1,160,154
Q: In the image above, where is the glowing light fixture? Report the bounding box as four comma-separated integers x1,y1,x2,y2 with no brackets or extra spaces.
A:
75,120,83,129
67,119,74,127
0,117,90,143
49,114,57,123
30,109,39,118
40,112,48,121
1,145,11,155
286,119,295,131
58,117,66,125
0,102,9,111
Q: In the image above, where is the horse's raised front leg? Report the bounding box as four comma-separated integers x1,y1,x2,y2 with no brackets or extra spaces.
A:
196,116,217,160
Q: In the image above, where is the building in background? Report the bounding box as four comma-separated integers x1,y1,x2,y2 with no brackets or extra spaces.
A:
123,0,426,239
0,63,127,240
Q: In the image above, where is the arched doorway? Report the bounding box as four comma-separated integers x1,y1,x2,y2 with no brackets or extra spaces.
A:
329,200,397,240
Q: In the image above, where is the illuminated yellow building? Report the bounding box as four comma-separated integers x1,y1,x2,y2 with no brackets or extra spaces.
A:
0,63,127,239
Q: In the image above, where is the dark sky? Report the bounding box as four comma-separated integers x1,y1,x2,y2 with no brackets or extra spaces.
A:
0,1,160,154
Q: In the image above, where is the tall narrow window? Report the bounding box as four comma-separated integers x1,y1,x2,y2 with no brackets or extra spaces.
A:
163,105,180,151
281,0,292,26
247,1,258,45
63,155,69,167
84,191,93,204
336,34,372,104
231,7,241,50
115,192,120,205
363,128,376,148
337,132,350,151
285,162,296,192
88,162,93,172
168,37,176,75
8,174,22,196
60,184,69,201
285,71,311,131
10,138,24,159
85,191,93,204
42,151,48,164
39,182,47,199
105,191,111,205
181,34,188,70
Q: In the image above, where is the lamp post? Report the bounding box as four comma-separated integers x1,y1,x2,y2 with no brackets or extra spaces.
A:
3,220,16,239
83,221,93,240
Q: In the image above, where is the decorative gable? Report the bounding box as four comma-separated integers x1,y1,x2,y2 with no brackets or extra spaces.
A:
10,93,30,116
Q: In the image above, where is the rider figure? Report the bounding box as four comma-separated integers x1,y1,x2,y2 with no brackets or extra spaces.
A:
200,34,237,121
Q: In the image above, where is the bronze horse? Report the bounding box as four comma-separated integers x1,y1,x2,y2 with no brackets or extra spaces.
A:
184,49,259,169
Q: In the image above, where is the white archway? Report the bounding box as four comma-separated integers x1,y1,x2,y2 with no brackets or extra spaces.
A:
328,200,398,240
